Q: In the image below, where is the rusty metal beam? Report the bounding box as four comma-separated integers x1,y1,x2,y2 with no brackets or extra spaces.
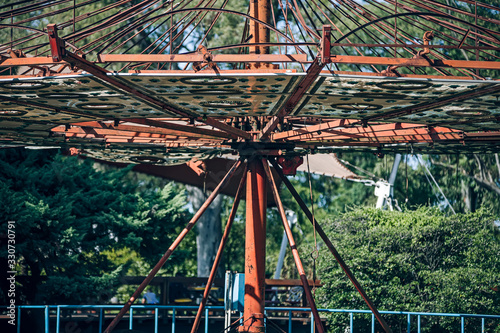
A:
51,121,229,140
330,54,500,70
124,118,235,140
270,159,393,333
285,124,461,141
103,160,242,333
97,53,307,63
259,25,332,140
51,27,253,141
62,52,199,118
204,117,252,140
191,166,247,333
262,158,325,333
260,57,325,140
272,119,353,141
0,56,67,67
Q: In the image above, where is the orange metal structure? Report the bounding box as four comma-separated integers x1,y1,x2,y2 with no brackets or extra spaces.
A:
1,1,500,332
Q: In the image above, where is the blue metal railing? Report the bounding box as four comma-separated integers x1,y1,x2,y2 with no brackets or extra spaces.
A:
5,304,500,333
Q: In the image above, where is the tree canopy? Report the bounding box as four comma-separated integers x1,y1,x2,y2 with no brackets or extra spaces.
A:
317,207,500,332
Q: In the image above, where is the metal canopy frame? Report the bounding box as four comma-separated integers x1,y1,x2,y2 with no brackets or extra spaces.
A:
2,1,500,332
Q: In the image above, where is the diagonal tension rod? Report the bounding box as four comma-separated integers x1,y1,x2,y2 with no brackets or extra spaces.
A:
261,158,326,333
270,158,393,333
190,164,248,333
103,159,243,333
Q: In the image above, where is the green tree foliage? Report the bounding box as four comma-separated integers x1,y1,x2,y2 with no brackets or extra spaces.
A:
0,148,194,305
317,207,500,332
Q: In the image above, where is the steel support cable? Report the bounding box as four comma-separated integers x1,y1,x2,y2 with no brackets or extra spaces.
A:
402,0,500,28
0,0,101,27
362,0,500,64
0,28,49,54
278,1,311,59
286,6,317,61
83,0,164,35
12,0,140,56
83,0,175,54
50,0,137,50
0,24,79,52
156,0,215,56
170,0,220,56
333,11,500,78
369,0,500,54
286,1,320,47
334,0,432,73
334,7,426,75
390,0,500,59
398,0,500,61
334,0,444,74
335,12,500,47
0,0,48,11
417,154,456,215
65,2,153,46
65,0,164,48
101,0,186,54
269,0,283,66
112,7,300,48
276,0,308,71
116,1,199,71
103,1,194,59
191,0,229,51
0,0,71,18
291,0,321,40
381,1,500,41
296,0,323,38
103,159,243,333
325,0,401,60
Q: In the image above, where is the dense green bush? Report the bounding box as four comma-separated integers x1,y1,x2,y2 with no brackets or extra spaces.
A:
317,207,500,333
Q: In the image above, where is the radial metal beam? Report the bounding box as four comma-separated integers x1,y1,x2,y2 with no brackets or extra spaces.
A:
329,54,500,70
270,159,393,333
125,118,236,140
261,159,325,333
103,160,242,333
51,121,229,140
260,25,331,140
97,53,307,63
260,57,325,140
204,117,252,140
272,119,353,141
47,24,251,140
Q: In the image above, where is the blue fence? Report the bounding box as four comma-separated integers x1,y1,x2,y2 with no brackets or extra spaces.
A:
6,304,500,333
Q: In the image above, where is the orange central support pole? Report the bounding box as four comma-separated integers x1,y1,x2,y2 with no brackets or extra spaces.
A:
249,0,271,69
240,158,267,332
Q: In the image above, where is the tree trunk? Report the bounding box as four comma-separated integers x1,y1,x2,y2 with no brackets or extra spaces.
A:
187,186,223,277
461,179,477,212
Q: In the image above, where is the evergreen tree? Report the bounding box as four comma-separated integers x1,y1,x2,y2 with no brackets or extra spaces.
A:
0,148,194,305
